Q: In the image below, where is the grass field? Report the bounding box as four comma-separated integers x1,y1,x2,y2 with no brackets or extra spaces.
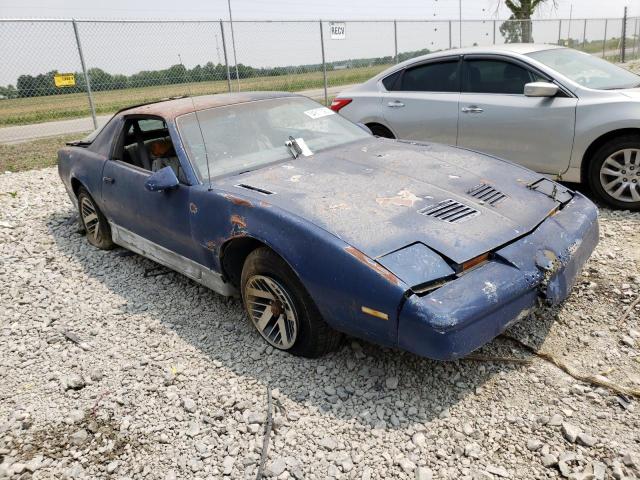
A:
0,132,90,173
0,65,389,127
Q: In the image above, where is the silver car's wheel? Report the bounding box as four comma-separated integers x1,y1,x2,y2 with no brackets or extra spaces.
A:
599,148,640,203
244,274,298,349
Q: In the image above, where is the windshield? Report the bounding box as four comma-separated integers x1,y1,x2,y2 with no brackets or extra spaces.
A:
176,96,370,180
527,48,640,90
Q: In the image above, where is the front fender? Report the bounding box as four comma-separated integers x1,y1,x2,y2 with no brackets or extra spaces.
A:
188,187,408,347
571,99,640,171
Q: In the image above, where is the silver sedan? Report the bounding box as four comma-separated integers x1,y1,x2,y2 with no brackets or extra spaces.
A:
332,44,640,210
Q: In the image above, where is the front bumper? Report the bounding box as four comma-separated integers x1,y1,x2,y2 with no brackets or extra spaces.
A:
398,192,599,361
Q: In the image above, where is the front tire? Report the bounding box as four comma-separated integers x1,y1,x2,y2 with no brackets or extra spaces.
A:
588,136,640,210
77,187,114,249
241,247,341,357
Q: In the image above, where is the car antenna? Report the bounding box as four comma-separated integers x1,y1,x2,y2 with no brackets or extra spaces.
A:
178,54,213,191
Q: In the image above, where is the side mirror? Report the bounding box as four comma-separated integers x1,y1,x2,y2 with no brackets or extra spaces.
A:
524,81,559,98
356,122,373,135
144,166,179,192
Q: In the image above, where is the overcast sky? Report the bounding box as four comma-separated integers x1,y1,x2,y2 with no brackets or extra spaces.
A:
1,0,638,21
2,0,638,86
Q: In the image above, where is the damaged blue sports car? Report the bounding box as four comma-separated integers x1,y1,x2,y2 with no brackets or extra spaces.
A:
58,92,599,360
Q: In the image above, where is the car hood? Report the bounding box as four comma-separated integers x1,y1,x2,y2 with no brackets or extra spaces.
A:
220,139,566,265
617,88,640,99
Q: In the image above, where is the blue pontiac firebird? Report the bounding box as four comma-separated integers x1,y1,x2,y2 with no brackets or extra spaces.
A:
58,92,599,360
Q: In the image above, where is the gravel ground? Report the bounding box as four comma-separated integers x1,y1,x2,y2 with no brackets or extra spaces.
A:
1,167,639,480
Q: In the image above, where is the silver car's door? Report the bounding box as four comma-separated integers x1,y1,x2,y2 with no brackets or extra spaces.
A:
457,55,577,175
382,57,461,145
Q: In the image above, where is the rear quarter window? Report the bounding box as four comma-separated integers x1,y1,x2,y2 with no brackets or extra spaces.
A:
382,71,402,91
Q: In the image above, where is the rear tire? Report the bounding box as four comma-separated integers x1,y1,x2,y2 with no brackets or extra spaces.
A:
77,187,114,250
241,247,341,358
587,135,640,210
367,123,395,139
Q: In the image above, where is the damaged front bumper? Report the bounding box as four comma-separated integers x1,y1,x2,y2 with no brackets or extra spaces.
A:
397,192,599,361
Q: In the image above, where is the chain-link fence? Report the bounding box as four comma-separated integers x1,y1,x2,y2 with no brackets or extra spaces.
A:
1,15,639,129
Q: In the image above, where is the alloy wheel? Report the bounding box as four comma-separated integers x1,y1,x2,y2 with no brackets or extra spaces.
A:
80,196,101,243
599,148,640,203
244,275,298,349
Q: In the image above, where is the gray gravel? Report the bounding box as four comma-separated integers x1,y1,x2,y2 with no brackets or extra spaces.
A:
1,167,639,479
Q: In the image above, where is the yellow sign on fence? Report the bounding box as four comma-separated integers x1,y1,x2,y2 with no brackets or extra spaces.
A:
54,73,76,88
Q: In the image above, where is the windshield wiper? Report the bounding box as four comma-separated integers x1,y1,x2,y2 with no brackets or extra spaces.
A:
285,136,302,159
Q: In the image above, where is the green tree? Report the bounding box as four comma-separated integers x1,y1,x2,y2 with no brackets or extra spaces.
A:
500,0,557,43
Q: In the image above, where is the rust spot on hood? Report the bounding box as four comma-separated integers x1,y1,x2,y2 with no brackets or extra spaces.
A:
345,246,401,286
376,189,422,208
230,214,247,228
223,193,253,207
189,202,198,214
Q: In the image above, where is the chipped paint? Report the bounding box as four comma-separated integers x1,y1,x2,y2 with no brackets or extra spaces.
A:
482,281,498,304
189,202,198,214
328,203,349,210
230,214,247,229
375,189,423,208
223,193,253,207
344,246,401,286
289,175,302,183
205,240,216,251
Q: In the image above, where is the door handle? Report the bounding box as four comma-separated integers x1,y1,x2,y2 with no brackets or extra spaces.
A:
387,100,405,108
103,176,115,184
461,106,483,114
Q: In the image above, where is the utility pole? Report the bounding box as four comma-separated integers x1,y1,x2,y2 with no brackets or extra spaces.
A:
567,3,573,47
621,6,628,62
459,0,462,47
227,0,240,91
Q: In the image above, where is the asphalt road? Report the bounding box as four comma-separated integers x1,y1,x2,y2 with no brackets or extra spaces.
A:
0,84,355,145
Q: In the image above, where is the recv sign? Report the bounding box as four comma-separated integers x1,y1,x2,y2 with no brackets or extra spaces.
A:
330,22,346,40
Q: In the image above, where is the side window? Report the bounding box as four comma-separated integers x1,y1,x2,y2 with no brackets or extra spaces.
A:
397,61,459,92
116,117,187,183
382,70,402,91
464,59,539,94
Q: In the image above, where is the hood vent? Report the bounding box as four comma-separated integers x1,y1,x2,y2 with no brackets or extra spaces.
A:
417,199,479,223
235,184,274,195
467,183,507,205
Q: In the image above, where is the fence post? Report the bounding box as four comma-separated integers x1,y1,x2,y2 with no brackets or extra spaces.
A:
582,19,587,50
448,20,452,49
603,19,608,57
493,20,496,45
393,20,398,63
558,19,562,45
219,20,232,93
319,20,328,106
633,17,638,58
621,7,627,62
72,19,97,130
